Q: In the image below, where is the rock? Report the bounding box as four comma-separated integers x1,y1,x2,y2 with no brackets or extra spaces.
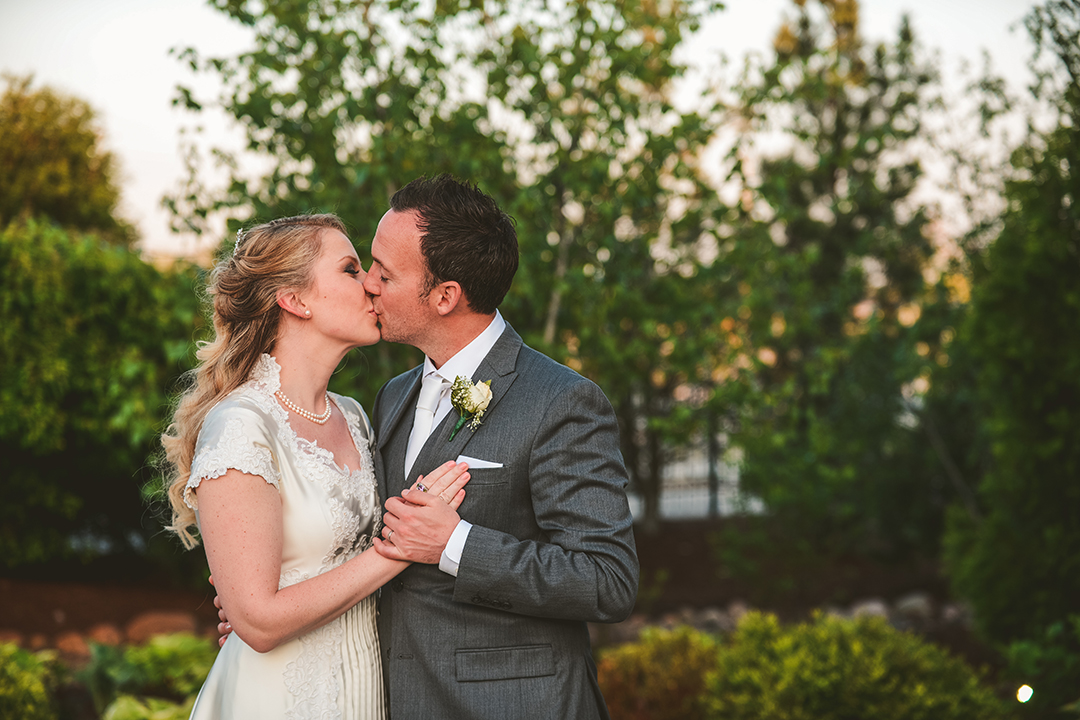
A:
822,605,850,620
694,607,734,635
727,600,749,624
893,592,933,621
55,632,90,659
0,630,24,647
850,599,889,619
87,623,123,646
125,611,197,644
941,602,974,627
659,612,681,630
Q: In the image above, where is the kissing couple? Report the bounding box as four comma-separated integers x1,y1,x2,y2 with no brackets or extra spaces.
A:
162,175,639,719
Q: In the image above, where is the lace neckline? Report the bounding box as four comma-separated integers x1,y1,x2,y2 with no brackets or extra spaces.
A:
246,354,364,479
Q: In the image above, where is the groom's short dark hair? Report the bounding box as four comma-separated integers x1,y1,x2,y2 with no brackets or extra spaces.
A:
390,174,518,315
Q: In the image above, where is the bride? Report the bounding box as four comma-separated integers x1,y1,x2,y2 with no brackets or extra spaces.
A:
161,214,469,719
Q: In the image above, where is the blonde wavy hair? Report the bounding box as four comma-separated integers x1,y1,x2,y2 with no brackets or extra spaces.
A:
162,214,348,548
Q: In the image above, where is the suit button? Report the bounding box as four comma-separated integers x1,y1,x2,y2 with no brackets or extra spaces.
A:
393,580,404,592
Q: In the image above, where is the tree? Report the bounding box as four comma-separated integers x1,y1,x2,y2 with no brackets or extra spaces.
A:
173,0,727,531
0,219,201,567
167,0,516,404
473,0,726,531
944,1,1080,712
0,75,134,245
713,0,959,554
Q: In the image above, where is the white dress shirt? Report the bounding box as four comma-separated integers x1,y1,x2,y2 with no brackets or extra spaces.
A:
414,311,505,576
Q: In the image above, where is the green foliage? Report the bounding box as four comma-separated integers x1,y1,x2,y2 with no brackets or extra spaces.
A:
943,4,1080,715
0,75,134,245
123,634,218,698
1005,617,1080,718
475,0,727,531
174,0,728,530
597,626,719,720
81,634,217,714
167,0,513,407
709,521,818,605
103,694,196,720
703,611,1007,720
0,644,59,720
0,219,202,566
714,0,964,555
81,643,135,713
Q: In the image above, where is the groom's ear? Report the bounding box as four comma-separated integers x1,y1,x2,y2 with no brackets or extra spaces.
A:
431,281,463,316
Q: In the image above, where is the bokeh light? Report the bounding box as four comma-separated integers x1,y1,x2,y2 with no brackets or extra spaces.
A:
1017,685,1034,703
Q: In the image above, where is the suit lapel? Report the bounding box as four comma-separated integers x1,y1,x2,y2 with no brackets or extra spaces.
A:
412,325,523,471
379,367,423,498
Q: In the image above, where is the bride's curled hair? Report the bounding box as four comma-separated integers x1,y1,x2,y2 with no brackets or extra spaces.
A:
162,214,347,548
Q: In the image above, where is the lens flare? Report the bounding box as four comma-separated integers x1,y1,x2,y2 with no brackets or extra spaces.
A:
1017,685,1034,703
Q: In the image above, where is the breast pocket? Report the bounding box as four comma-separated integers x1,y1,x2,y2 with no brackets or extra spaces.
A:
454,644,555,682
462,466,508,486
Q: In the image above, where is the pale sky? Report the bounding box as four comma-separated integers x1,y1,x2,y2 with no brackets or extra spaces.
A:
0,0,1038,258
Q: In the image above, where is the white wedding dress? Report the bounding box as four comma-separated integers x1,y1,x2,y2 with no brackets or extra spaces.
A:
184,354,386,720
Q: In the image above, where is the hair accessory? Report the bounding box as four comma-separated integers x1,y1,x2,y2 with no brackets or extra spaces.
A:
234,228,244,254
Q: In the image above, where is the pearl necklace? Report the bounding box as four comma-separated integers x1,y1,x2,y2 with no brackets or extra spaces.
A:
275,389,333,425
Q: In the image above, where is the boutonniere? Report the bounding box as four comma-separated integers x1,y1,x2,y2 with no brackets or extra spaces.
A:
448,375,493,441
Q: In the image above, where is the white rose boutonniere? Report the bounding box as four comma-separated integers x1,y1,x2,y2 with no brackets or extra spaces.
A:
449,375,493,441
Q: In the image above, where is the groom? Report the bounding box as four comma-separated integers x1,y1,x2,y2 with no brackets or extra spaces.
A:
367,174,638,719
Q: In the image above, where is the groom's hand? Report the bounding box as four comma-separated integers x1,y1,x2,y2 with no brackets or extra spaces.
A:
376,490,462,564
210,575,233,648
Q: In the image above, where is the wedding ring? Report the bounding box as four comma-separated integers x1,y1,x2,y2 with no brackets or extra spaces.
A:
386,528,394,541
416,482,428,493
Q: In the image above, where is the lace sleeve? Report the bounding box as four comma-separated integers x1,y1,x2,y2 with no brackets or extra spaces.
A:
185,404,281,510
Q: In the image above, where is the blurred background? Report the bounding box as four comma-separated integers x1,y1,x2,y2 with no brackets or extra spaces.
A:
1,0,1077,718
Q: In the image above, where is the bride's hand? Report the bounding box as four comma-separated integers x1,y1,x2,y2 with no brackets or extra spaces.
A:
375,461,470,563
404,460,470,509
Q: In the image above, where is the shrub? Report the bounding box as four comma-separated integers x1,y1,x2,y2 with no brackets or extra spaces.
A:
0,643,59,720
122,633,218,698
102,693,196,720
597,626,720,720
1005,615,1080,718
80,633,217,713
0,218,202,568
703,611,1007,720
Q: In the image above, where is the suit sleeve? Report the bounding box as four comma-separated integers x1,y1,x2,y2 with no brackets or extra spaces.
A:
452,378,639,623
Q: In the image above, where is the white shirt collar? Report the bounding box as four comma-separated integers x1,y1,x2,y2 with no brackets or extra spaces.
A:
422,310,506,385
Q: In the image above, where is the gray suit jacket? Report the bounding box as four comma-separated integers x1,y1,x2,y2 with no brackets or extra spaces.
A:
372,323,638,719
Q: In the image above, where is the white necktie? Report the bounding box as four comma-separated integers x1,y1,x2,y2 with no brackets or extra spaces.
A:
404,373,447,479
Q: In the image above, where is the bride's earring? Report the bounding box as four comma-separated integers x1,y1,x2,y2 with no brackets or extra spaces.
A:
304,310,311,318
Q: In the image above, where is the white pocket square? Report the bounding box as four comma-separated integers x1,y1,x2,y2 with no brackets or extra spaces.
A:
456,454,503,469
